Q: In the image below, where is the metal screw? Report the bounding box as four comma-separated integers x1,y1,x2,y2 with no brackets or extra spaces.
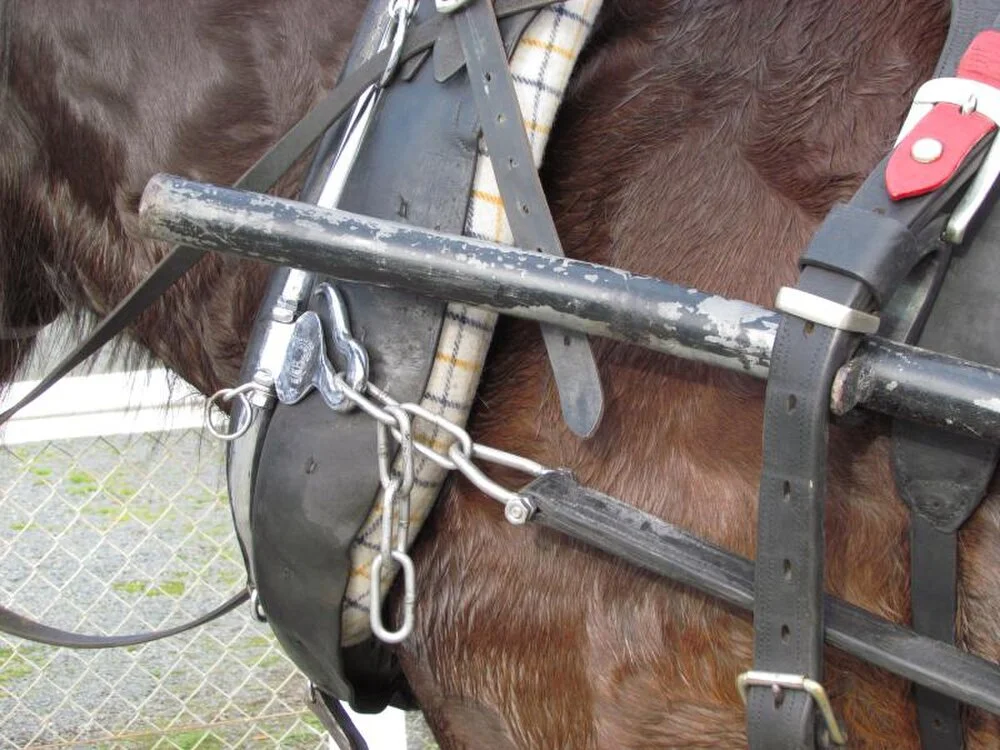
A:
504,497,535,525
911,137,943,164
249,369,276,408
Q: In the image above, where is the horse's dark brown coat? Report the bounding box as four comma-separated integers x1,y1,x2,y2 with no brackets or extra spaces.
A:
3,0,1000,747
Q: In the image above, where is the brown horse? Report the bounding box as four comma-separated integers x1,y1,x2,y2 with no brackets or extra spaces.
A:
3,0,998,746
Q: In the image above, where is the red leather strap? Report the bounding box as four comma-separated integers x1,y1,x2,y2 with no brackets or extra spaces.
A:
887,29,1000,200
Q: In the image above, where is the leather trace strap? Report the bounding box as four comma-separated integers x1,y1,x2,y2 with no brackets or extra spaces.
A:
748,3,1000,746
518,470,1000,718
452,0,605,437
0,589,248,649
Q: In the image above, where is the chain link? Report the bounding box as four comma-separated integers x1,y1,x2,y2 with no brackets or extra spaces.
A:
208,354,548,645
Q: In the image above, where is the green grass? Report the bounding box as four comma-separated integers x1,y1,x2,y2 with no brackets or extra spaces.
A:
157,580,185,597
113,580,150,595
163,730,224,750
112,579,187,598
0,654,35,685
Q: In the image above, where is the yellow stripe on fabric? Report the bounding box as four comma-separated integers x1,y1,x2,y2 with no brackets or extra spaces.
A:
434,351,482,372
472,189,503,206
525,120,551,135
414,432,458,453
519,36,576,60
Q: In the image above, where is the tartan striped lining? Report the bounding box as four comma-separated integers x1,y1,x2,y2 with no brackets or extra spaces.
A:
342,0,602,644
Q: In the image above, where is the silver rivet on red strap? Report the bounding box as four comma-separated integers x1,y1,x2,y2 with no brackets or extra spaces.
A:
911,137,943,163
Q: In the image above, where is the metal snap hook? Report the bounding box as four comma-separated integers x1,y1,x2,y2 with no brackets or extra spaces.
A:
380,0,417,86
314,283,369,396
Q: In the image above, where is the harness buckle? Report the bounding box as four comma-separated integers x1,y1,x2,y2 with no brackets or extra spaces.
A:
895,76,1000,244
737,671,847,746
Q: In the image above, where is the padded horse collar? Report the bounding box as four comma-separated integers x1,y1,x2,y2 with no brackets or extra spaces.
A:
749,2,1000,747
236,0,600,712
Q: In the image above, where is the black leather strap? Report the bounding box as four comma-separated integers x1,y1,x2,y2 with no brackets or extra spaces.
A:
800,205,919,307
0,589,248,649
909,517,965,748
452,0,605,437
890,157,1000,748
748,16,1000,741
307,686,369,750
520,470,1000,718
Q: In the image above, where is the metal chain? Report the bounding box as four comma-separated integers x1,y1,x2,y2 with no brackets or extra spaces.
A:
370,404,416,642
334,373,548,500
334,372,547,642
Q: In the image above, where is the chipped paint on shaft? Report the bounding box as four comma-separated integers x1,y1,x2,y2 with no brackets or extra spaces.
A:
139,174,1000,441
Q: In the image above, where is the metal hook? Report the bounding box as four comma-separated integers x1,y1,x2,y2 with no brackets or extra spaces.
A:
273,284,370,413
315,283,369,394
380,0,417,86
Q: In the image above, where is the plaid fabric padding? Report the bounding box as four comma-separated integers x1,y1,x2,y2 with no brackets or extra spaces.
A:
341,0,602,645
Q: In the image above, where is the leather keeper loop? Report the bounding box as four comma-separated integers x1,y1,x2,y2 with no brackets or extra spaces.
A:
799,204,922,307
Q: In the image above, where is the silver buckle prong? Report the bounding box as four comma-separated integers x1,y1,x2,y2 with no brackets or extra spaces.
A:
737,670,847,746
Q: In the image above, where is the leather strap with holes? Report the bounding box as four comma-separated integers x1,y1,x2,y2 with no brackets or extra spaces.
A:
451,0,605,437
748,3,1000,746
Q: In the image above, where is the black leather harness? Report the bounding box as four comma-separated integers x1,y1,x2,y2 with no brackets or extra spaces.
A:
9,0,1000,748
749,3,1000,747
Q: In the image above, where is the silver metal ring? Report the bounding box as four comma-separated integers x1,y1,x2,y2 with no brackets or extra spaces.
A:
369,550,415,643
205,389,253,441
249,588,267,623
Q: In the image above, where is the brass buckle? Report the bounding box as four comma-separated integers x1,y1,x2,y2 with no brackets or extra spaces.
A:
737,671,848,746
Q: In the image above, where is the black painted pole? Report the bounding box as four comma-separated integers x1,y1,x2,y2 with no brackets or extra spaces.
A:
138,174,1000,442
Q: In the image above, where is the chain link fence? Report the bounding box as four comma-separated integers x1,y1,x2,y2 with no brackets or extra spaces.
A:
0,427,333,748
0,316,433,749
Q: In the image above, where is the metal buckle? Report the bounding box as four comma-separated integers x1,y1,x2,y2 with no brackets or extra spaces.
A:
737,671,847,746
895,77,1000,244
775,287,880,334
249,587,267,622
